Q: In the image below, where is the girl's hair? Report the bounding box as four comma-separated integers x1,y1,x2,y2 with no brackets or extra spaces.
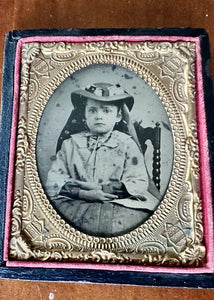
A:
56,107,86,153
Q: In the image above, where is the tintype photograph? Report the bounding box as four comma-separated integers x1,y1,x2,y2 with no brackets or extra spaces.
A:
36,64,173,237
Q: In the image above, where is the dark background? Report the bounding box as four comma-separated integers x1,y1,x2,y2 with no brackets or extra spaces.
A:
0,0,214,298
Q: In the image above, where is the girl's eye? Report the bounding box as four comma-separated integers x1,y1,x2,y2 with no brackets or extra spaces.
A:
103,108,111,113
88,108,96,113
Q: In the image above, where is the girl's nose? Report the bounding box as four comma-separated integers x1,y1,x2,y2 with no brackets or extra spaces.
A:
95,110,103,119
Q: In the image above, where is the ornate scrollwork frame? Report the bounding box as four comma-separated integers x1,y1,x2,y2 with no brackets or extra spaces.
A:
9,40,205,267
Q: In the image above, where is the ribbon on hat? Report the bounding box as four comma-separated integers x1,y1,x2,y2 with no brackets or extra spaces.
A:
85,83,126,98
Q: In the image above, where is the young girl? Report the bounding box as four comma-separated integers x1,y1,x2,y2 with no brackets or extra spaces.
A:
45,83,160,237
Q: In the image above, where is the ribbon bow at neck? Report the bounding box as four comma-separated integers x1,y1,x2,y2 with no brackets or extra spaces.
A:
86,133,112,151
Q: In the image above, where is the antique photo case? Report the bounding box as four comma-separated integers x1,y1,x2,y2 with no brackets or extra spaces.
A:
0,28,214,286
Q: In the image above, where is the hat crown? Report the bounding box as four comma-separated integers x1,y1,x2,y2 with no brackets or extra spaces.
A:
85,83,127,98
71,82,134,111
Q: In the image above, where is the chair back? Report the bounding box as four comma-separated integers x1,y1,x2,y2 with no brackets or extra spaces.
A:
134,121,161,191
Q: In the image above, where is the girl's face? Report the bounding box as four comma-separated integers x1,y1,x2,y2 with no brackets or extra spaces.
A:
85,99,122,135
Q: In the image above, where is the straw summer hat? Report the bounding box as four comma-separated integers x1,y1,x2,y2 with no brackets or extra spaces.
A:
71,83,134,111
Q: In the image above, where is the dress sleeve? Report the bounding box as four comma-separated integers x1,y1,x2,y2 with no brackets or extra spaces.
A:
120,138,160,211
45,140,72,197
121,137,148,196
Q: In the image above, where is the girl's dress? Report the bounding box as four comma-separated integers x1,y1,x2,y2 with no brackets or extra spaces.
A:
46,130,160,237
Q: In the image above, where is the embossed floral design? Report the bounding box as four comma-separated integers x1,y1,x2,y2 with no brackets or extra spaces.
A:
85,41,131,52
9,40,204,267
10,236,33,260
15,117,28,174
20,43,40,103
10,190,22,235
186,120,200,177
182,245,206,267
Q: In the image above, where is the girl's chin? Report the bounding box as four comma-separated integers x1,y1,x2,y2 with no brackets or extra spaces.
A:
91,129,112,136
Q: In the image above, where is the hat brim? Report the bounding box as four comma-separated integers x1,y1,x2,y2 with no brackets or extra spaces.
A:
71,90,134,111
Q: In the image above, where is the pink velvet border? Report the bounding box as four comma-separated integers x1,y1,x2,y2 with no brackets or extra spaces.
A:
195,39,214,271
3,35,214,274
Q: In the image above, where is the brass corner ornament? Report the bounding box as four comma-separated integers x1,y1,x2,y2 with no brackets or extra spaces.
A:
9,39,205,267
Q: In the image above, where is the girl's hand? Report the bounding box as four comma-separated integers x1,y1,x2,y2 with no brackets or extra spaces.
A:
74,180,102,191
79,189,118,201
102,182,129,198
